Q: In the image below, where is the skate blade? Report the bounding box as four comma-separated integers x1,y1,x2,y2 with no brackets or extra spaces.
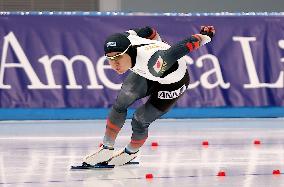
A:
71,161,139,170
125,161,139,165
71,162,114,170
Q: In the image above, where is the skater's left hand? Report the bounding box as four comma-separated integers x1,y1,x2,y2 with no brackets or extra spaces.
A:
200,26,215,39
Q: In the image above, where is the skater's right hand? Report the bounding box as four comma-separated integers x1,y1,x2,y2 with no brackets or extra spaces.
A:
200,26,215,39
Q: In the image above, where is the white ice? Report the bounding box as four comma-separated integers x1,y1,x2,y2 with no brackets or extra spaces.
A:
0,118,284,187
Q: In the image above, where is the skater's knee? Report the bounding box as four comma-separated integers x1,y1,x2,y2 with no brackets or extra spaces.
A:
133,103,164,125
112,103,127,114
131,104,164,135
114,90,140,112
132,117,150,133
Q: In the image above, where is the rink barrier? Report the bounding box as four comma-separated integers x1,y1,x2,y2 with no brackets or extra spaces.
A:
0,107,283,120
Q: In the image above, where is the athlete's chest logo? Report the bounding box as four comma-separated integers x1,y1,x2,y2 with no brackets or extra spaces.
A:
153,56,167,74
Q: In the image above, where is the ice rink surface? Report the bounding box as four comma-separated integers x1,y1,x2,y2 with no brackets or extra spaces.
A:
0,118,284,187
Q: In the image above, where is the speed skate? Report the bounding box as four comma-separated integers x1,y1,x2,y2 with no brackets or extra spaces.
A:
71,147,139,170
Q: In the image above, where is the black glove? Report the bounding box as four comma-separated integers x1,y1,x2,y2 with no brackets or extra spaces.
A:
137,26,156,39
200,26,215,39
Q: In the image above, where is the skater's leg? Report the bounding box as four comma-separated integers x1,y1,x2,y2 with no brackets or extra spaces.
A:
126,102,165,153
108,102,165,166
84,73,148,164
107,72,189,166
103,73,148,147
126,71,190,153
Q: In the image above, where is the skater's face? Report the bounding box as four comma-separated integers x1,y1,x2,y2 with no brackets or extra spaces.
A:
106,48,132,74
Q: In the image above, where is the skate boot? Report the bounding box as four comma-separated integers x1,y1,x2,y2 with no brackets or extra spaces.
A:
83,144,114,165
108,148,138,166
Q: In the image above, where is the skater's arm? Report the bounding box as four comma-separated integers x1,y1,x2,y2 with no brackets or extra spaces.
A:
163,34,211,61
161,26,215,69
